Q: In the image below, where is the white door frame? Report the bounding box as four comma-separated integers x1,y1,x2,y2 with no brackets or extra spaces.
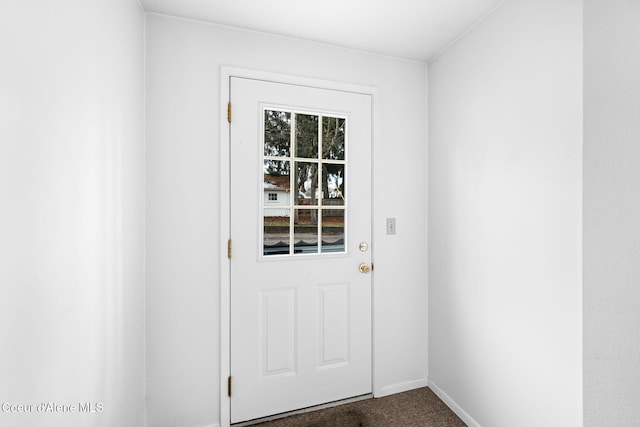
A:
219,66,380,427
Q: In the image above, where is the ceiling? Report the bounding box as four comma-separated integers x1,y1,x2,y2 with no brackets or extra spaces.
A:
140,0,506,62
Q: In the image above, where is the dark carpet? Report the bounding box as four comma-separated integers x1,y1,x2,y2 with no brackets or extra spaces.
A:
252,387,467,427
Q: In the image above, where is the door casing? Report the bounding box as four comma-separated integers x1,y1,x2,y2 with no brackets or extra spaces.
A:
219,66,380,427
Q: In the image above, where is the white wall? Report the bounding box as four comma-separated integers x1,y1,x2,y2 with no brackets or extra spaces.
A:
583,1,640,425
0,1,145,426
145,13,427,427
428,0,583,426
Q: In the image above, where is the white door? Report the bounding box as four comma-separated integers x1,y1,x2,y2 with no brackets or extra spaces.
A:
229,77,372,423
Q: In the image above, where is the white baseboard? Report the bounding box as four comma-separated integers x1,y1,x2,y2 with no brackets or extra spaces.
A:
428,379,481,427
375,378,429,398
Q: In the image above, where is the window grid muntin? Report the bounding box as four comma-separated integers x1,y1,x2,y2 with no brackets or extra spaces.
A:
262,107,347,257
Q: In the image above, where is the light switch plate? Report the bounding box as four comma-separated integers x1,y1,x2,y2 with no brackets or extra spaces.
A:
386,218,396,235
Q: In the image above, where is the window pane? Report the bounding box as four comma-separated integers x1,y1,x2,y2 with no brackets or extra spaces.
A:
322,116,345,160
321,209,345,253
321,164,345,206
264,162,290,211
295,114,318,158
294,209,318,254
295,162,318,206
264,110,291,157
264,209,290,256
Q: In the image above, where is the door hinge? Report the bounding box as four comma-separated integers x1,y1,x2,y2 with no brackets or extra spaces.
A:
227,102,232,123
227,239,232,259
227,376,232,397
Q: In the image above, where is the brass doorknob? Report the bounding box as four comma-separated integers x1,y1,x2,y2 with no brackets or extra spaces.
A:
359,263,371,274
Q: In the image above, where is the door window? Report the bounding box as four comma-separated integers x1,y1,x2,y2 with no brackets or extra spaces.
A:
263,109,346,256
